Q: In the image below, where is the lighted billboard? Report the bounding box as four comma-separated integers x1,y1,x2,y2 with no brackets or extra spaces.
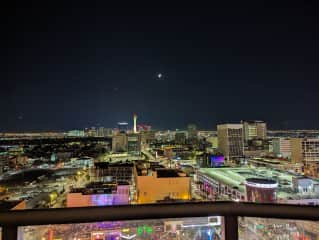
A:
210,155,225,167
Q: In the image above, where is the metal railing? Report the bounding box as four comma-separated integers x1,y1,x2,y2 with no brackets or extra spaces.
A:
1,201,319,240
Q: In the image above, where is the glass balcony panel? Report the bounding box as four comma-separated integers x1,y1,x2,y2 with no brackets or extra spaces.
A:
18,216,224,240
239,217,319,240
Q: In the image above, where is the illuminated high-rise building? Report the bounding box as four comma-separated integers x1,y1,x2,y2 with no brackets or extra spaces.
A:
97,127,106,137
272,138,291,158
175,131,187,145
187,124,197,138
141,130,156,145
291,138,319,177
84,127,97,137
187,123,198,145
241,120,267,145
112,133,127,152
104,128,113,136
127,133,141,155
217,124,244,162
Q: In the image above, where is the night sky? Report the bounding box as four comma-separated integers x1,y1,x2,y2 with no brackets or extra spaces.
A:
3,2,319,131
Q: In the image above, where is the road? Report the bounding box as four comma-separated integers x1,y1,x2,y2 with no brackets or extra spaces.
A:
141,149,156,161
52,170,90,208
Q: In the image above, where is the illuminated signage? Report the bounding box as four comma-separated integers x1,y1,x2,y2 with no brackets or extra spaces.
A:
245,182,278,189
210,155,225,167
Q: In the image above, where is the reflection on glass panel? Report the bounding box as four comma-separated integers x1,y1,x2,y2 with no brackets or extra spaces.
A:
19,216,223,240
239,217,319,240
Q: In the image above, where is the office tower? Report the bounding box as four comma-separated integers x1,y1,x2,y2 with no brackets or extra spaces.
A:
175,131,187,145
97,127,106,137
272,138,291,158
127,133,141,155
187,124,197,139
291,138,319,177
104,128,113,137
187,123,198,146
217,124,244,161
112,133,127,153
95,127,112,137
84,127,97,137
140,130,156,144
241,120,267,145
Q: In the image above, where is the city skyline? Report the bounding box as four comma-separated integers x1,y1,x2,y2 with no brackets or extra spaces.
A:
1,116,319,133
2,2,319,239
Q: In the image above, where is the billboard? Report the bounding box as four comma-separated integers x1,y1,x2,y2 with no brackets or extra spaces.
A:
210,155,225,167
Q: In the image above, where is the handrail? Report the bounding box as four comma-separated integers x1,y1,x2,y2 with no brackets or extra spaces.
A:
1,202,319,240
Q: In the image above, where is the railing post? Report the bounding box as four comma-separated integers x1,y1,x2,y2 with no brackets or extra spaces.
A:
2,225,18,240
224,216,238,240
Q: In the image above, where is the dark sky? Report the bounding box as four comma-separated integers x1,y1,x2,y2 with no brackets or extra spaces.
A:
2,2,319,131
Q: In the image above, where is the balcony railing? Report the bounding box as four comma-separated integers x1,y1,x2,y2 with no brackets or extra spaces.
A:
1,201,319,240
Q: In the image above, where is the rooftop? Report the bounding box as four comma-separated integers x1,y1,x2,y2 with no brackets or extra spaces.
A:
156,169,188,178
0,200,22,211
86,181,129,188
94,162,134,169
246,178,277,185
198,167,318,199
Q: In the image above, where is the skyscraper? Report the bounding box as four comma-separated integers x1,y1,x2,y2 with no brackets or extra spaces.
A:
272,138,291,158
187,124,197,138
97,127,106,137
291,138,319,177
84,127,97,137
241,120,267,146
112,133,127,153
175,131,187,145
127,133,141,155
217,124,244,162
140,130,156,145
187,124,198,145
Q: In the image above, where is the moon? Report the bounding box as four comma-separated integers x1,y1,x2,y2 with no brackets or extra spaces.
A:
157,73,162,79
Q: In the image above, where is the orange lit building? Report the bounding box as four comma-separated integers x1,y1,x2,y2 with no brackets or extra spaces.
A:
67,182,130,207
135,166,191,204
